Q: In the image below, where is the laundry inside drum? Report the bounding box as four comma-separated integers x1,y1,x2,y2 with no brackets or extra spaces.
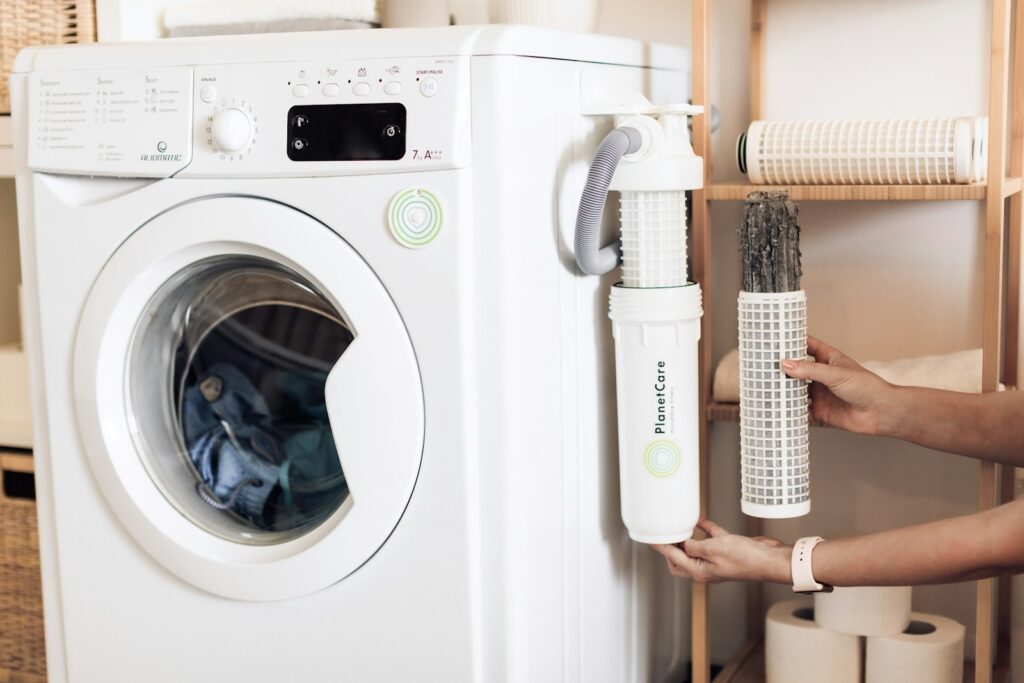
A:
127,257,355,545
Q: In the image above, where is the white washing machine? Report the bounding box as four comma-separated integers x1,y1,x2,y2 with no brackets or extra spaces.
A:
13,26,690,683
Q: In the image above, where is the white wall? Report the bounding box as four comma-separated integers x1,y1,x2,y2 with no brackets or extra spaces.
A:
592,0,993,668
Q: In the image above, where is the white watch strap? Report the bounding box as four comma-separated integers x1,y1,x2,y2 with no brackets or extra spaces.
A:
791,536,832,593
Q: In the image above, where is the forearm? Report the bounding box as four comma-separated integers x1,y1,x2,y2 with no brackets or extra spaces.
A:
806,499,1024,587
882,387,1024,466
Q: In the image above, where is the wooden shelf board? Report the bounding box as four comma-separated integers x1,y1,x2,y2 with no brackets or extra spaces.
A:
708,182,988,201
708,400,740,423
0,451,33,474
1003,176,1023,197
712,639,760,683
712,641,998,683
0,345,32,449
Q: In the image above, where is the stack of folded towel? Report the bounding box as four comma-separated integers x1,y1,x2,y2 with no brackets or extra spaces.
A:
163,0,380,37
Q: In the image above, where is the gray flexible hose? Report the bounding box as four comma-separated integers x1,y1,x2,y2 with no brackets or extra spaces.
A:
574,126,643,276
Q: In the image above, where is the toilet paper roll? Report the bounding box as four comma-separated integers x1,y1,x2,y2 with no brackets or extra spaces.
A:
766,599,861,683
814,586,912,636
866,613,965,683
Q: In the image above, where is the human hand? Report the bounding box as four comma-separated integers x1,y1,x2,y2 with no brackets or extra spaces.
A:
781,336,896,436
652,519,792,584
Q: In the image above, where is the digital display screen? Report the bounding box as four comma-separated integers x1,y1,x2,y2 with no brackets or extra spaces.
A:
286,103,406,161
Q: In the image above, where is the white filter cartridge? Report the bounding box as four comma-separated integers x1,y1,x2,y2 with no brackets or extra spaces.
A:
738,118,979,185
619,190,688,288
610,283,702,543
739,290,810,518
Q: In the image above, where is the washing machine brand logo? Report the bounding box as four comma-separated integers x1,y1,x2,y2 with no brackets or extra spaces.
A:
654,360,671,434
141,140,182,162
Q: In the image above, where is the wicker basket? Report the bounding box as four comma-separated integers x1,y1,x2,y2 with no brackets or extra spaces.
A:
0,0,97,113
0,452,46,681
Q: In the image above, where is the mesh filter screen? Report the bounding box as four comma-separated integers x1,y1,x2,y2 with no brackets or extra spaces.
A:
739,291,810,513
619,190,688,288
740,118,984,185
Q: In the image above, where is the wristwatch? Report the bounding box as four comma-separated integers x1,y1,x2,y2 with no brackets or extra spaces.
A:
791,536,833,594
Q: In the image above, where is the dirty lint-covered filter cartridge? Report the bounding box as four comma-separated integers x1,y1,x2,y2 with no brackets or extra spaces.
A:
738,190,810,518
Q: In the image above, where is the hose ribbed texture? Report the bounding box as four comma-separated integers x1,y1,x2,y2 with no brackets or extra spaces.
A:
574,127,642,276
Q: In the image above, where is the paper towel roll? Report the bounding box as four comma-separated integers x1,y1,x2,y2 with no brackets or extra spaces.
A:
814,586,912,636
766,600,861,683
866,613,965,683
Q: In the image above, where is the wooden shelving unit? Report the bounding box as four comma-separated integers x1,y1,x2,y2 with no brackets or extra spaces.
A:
689,1,1024,682
710,182,999,201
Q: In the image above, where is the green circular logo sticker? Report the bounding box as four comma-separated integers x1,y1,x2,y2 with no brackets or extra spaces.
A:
388,188,443,248
643,440,681,478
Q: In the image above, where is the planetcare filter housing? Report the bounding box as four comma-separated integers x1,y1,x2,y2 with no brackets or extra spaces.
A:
574,97,704,542
738,191,810,518
737,117,987,185
610,283,702,541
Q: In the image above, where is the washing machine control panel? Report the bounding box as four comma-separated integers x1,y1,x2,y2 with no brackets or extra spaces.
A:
24,58,469,178
181,56,470,177
26,67,194,177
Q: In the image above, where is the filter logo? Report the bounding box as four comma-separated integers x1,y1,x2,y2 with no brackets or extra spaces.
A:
643,439,681,478
654,360,670,434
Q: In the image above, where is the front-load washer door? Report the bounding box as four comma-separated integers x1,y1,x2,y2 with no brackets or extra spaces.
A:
74,196,424,601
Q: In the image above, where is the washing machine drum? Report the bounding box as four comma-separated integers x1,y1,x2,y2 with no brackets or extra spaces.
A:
157,262,353,542
74,197,424,601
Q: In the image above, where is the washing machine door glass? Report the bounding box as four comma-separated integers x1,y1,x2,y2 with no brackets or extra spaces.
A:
128,257,353,545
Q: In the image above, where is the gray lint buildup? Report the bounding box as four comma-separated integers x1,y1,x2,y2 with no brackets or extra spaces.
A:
740,190,802,293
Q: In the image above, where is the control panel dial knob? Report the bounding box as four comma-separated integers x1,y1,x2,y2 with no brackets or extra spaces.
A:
210,107,252,153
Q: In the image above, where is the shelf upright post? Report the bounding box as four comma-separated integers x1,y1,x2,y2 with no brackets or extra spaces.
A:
743,0,768,648
978,1,1013,681
998,0,1024,676
690,1,712,682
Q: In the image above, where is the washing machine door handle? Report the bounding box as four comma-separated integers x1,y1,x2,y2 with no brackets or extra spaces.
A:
323,328,423,515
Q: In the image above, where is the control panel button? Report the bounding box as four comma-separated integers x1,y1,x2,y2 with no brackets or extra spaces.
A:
384,81,402,95
199,84,217,103
211,107,252,152
322,83,340,97
291,84,310,97
388,189,443,248
382,124,401,139
292,138,309,151
353,82,371,96
292,114,310,128
419,77,439,97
